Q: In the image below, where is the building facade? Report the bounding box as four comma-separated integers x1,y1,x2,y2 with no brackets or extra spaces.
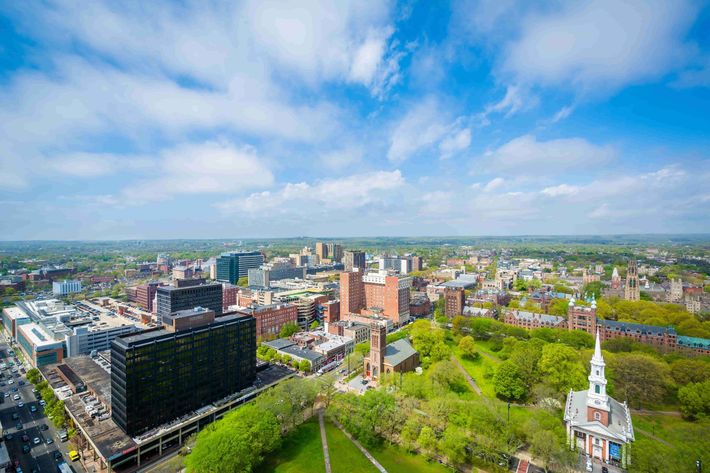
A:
16,323,64,367
343,250,366,272
215,251,264,284
111,312,256,436
564,332,634,468
340,271,412,326
135,282,163,312
234,303,298,340
52,280,82,296
624,260,640,301
155,283,223,325
363,323,419,384
444,287,465,317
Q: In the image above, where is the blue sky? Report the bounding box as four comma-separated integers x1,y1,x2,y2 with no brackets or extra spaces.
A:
1,0,709,240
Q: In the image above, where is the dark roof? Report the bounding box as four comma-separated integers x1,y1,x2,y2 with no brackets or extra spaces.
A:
384,339,417,366
600,319,676,335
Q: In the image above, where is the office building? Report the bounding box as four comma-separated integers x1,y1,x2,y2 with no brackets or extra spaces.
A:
343,250,366,272
16,323,65,367
443,287,465,317
378,256,412,275
111,309,256,436
135,282,163,312
247,262,306,287
215,251,264,284
340,270,412,326
155,282,222,325
315,242,343,263
53,280,82,296
234,303,298,340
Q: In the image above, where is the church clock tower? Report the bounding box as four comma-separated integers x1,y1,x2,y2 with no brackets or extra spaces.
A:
587,330,610,426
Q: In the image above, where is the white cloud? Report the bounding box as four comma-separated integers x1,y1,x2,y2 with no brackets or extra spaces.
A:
439,128,471,159
483,177,505,192
216,170,405,215
541,184,579,197
550,105,575,123
502,0,697,94
478,134,615,175
123,141,274,201
319,147,364,170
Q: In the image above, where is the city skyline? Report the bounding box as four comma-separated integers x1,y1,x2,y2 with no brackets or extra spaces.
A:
1,1,709,239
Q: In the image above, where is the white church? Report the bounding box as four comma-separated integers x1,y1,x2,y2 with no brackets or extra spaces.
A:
564,331,635,469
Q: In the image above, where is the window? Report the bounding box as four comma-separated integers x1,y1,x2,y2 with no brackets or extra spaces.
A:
596,370,599,376
594,412,601,421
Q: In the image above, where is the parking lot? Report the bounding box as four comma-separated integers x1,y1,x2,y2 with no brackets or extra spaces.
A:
0,333,85,473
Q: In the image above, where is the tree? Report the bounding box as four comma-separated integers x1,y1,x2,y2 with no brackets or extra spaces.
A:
583,281,603,299
538,344,587,394
298,360,311,373
279,322,299,338
677,380,710,420
184,404,281,473
438,426,469,466
309,320,320,330
670,359,710,386
452,315,469,335
609,353,671,408
26,368,41,385
458,335,478,360
493,360,528,401
416,426,438,456
236,277,248,287
508,338,545,389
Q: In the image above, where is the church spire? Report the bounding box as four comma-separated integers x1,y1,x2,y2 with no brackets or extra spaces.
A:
587,330,610,414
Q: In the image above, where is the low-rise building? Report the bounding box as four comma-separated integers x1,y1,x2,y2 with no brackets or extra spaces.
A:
16,323,64,367
53,279,82,296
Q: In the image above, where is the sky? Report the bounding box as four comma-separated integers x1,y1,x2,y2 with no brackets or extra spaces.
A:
1,0,709,240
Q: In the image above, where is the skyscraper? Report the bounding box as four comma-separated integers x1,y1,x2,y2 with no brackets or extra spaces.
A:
343,250,366,272
155,282,222,325
215,251,264,284
111,309,256,436
625,260,640,301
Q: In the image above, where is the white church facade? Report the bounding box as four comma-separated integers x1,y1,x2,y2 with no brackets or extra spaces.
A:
564,331,634,468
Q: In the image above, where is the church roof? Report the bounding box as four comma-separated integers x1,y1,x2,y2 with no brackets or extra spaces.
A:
564,389,635,442
384,338,417,366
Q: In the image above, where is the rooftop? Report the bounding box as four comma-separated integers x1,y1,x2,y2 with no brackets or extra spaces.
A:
280,345,323,362
17,323,63,348
384,338,418,366
600,319,677,335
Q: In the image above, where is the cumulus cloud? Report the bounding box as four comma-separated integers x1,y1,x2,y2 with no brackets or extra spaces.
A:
439,129,471,159
216,170,405,215
477,134,616,175
502,0,697,95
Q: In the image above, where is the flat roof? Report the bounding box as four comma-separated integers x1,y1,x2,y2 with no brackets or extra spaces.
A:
2,306,29,320
117,313,252,347
17,323,62,348
280,346,323,362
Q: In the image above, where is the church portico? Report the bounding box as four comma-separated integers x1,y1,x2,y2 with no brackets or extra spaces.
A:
564,331,634,469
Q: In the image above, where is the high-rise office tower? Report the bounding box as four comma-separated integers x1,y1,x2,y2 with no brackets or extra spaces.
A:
215,251,264,284
155,282,222,325
111,308,256,436
343,250,366,272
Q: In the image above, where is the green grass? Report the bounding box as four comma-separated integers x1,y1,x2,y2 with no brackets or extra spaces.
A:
452,345,499,398
324,422,379,473
256,419,325,473
370,443,455,473
632,412,710,465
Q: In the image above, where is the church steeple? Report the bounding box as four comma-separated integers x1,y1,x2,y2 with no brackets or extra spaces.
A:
587,330,610,419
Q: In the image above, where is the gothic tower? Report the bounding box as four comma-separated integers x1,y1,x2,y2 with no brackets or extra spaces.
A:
369,322,386,380
625,260,640,301
587,330,610,426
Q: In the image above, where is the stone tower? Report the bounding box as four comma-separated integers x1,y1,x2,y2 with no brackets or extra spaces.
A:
668,278,683,303
611,267,621,289
369,322,386,380
624,260,640,301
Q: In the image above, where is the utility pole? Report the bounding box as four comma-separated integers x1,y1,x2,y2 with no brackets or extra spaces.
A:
507,402,511,424
697,459,702,473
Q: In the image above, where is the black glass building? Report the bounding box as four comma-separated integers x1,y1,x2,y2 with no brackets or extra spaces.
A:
215,251,264,284
155,282,222,325
110,312,256,436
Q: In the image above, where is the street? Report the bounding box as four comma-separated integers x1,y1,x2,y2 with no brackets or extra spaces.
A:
0,333,85,473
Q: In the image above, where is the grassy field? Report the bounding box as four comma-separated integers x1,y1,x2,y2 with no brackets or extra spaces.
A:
256,419,325,473
370,444,456,473
324,422,379,473
632,413,710,468
451,339,500,398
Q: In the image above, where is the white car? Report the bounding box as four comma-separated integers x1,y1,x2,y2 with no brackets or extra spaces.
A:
12,394,20,401
33,437,40,445
39,400,46,406
17,402,24,408
7,380,13,385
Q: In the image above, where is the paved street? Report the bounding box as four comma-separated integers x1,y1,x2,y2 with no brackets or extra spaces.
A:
0,333,85,473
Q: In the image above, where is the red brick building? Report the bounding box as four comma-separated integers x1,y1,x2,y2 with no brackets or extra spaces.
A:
340,271,412,326
321,300,340,324
444,287,465,317
222,283,239,311
234,303,298,340
135,282,163,313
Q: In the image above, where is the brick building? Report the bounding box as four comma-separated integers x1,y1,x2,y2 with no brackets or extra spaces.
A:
340,270,412,326
135,282,163,313
444,287,465,317
234,303,298,340
363,323,418,384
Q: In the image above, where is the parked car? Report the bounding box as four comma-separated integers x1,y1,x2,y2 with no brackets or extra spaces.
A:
21,434,29,442
40,424,48,431
30,405,36,412
22,444,30,454
46,438,53,445
32,437,40,445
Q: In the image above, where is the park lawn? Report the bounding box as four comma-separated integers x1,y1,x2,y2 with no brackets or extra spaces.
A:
470,339,502,362
453,346,499,398
256,418,325,473
324,422,379,473
632,413,710,465
370,443,455,473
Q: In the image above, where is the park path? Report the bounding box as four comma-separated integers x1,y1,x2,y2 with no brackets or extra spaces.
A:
450,355,482,396
332,420,388,473
318,411,332,473
633,427,674,447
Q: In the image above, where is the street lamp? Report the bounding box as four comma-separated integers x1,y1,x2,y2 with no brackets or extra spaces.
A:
507,402,511,424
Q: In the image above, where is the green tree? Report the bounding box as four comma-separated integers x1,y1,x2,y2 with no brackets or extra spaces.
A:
458,335,478,360
26,368,41,385
184,404,281,473
416,426,438,456
438,425,469,466
298,360,311,373
493,360,528,401
670,359,710,386
309,320,320,330
677,380,710,420
609,353,670,408
279,322,299,338
452,315,469,335
236,277,249,287
539,344,587,394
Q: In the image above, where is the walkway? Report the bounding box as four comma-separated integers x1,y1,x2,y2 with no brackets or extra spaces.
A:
450,355,482,396
515,459,529,473
633,427,674,447
332,420,388,473
318,411,332,473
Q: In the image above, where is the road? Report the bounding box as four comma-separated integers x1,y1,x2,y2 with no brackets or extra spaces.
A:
0,333,85,473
